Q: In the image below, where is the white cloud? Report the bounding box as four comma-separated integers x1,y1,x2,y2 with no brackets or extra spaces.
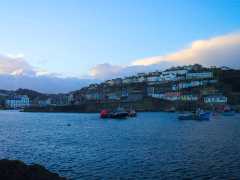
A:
89,62,175,80
0,53,96,93
132,32,240,67
0,54,36,76
89,63,123,80
89,32,240,79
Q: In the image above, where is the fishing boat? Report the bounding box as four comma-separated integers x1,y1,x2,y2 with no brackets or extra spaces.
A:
100,107,129,119
111,107,129,119
128,109,137,117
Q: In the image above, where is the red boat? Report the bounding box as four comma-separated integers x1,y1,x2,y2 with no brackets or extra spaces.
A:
100,109,110,118
100,108,129,119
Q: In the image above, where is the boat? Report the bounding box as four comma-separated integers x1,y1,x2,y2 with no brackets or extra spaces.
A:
100,107,129,119
165,107,176,113
100,109,111,118
196,112,211,120
178,110,211,121
221,105,235,116
178,112,195,120
128,109,137,117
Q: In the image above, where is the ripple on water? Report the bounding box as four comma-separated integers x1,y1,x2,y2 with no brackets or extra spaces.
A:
0,111,240,179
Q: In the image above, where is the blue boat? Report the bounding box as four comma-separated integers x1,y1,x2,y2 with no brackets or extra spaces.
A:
178,111,211,121
196,112,211,120
178,112,195,120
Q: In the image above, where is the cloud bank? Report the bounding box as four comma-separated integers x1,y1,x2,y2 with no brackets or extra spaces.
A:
90,32,240,79
0,54,96,93
0,54,36,76
133,32,240,67
1,32,240,92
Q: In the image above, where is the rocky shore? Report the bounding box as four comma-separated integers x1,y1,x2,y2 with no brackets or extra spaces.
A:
0,159,66,180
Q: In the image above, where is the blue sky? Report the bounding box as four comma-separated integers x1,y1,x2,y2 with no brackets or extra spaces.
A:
0,0,240,78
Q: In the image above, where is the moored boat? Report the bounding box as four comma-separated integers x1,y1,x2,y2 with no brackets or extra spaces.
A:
100,107,129,119
221,105,235,116
128,110,137,117
178,112,195,120
165,107,176,113
100,109,110,118
178,109,211,121
196,112,211,120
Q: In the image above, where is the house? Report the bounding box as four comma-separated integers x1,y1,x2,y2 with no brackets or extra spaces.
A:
112,78,122,85
220,66,232,71
105,80,115,86
186,72,213,79
204,95,228,104
106,92,121,100
88,84,99,90
137,76,146,83
163,92,180,101
137,72,146,77
162,69,188,76
172,80,203,90
121,88,128,97
148,71,161,76
123,77,135,84
151,93,165,99
85,92,101,101
172,79,217,91
160,73,177,81
38,98,52,107
50,94,73,106
5,95,30,109
180,94,198,101
147,75,160,82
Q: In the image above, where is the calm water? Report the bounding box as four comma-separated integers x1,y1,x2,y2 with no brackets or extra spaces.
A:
0,111,240,179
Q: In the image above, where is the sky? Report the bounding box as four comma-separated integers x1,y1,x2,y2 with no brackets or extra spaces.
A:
0,0,240,92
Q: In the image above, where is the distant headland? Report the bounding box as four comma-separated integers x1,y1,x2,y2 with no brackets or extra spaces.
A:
0,64,240,113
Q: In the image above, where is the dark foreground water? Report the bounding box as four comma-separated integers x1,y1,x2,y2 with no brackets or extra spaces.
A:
0,111,240,179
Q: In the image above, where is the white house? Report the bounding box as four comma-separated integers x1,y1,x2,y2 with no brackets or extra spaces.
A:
151,93,165,99
180,94,198,101
186,72,213,79
123,77,136,84
160,72,179,81
137,76,146,83
204,95,228,104
5,95,30,109
162,69,188,76
147,76,160,82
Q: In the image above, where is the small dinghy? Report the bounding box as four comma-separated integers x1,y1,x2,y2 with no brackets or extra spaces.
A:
197,112,211,120
178,112,195,120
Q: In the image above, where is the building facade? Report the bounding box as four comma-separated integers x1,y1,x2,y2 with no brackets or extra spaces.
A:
5,95,30,109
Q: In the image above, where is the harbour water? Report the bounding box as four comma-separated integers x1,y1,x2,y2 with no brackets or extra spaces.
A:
0,110,240,179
